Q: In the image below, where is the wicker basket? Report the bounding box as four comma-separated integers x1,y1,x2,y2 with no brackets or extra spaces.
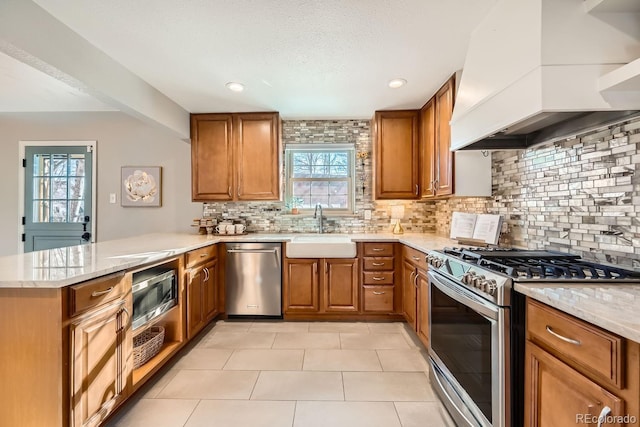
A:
133,326,165,369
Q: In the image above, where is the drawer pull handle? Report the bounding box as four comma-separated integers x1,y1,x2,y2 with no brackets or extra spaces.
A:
200,253,207,258
372,248,384,252
412,256,420,261
91,287,114,297
372,262,385,266
372,291,386,295
545,326,581,346
372,276,385,281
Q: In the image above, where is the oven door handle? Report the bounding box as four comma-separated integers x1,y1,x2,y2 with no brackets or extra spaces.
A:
428,271,499,321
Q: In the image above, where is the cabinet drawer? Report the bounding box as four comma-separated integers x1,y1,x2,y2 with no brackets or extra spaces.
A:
363,243,394,257
69,272,126,317
363,271,394,285
402,245,427,270
363,286,394,312
363,257,394,271
186,244,217,268
527,299,624,388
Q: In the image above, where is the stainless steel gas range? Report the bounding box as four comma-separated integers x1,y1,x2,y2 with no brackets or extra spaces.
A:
425,248,640,427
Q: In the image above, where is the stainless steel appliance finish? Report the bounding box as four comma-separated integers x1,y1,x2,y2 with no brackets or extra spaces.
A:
426,247,640,427
225,242,282,316
132,268,177,330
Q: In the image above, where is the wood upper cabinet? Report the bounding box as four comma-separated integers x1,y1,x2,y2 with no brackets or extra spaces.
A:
70,298,129,427
235,113,280,200
434,77,455,197
525,342,624,427
374,110,420,199
191,114,234,200
191,112,280,201
420,99,436,198
421,75,455,198
323,258,359,313
284,258,320,313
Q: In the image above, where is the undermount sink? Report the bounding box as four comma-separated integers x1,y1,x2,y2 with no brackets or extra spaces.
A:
286,235,356,258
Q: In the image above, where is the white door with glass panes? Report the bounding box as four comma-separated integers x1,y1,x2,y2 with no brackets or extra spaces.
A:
23,144,94,252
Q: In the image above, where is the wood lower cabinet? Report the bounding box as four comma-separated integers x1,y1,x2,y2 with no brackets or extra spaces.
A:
525,342,624,427
415,269,429,347
373,110,420,199
402,245,429,348
284,257,357,314
323,258,358,313
70,298,129,427
402,259,417,329
186,247,219,339
284,258,320,313
524,298,640,427
0,272,133,427
191,112,280,202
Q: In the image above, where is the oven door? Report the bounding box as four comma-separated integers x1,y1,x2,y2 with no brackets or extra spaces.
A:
428,270,509,427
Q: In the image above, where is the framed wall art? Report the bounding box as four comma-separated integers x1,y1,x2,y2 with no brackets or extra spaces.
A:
121,166,162,207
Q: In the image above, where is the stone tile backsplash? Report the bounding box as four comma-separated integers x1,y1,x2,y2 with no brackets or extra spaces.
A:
433,115,640,268
202,115,640,268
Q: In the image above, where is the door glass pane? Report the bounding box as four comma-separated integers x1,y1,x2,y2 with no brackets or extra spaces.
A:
51,154,68,176
69,156,85,176
68,200,85,222
33,178,50,199
33,201,50,223
33,154,50,176
68,178,85,200
51,201,67,222
51,178,68,199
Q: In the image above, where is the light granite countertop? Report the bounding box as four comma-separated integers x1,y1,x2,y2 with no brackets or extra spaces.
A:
515,283,640,343
5,232,639,342
0,232,456,289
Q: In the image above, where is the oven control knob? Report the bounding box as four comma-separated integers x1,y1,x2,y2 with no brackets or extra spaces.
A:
487,279,498,295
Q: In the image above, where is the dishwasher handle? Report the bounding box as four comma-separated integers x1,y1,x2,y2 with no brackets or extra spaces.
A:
226,248,280,266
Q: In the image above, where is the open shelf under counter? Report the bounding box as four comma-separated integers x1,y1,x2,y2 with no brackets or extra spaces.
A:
132,340,182,388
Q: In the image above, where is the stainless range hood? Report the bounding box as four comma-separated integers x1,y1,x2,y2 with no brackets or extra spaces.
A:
450,0,640,151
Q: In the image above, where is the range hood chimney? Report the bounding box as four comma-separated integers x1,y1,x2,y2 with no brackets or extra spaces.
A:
450,0,640,151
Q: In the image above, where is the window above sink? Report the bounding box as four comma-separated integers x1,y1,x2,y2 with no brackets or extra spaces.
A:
285,143,355,214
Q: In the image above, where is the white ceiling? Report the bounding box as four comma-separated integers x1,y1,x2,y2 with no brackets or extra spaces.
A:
0,51,113,112
19,0,496,118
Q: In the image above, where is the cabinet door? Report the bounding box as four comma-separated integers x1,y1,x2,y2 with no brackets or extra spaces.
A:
374,110,419,199
191,114,234,201
435,77,455,197
70,299,127,427
525,342,624,427
416,268,429,347
284,259,320,313
235,113,280,200
420,99,436,199
202,259,218,321
402,260,417,329
187,267,205,339
323,258,359,313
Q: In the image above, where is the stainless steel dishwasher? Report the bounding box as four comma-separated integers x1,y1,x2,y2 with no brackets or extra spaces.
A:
225,242,282,316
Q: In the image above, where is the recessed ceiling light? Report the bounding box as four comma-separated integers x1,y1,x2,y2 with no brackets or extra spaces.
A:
388,78,407,89
225,82,245,92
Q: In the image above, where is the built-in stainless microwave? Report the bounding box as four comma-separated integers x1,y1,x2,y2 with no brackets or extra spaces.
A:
132,268,177,330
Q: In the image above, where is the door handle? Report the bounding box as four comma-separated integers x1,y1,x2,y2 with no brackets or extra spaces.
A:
203,267,209,282
415,184,418,195
81,232,91,241
81,215,91,241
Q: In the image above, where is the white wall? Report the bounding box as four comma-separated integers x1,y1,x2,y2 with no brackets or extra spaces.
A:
0,112,202,256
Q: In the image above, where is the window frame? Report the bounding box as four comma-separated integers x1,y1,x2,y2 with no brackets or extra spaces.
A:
285,143,356,214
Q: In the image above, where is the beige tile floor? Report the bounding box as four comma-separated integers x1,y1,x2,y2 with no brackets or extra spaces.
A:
106,321,455,427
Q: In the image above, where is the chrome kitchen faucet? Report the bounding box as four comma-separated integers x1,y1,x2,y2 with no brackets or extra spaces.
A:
314,204,324,234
